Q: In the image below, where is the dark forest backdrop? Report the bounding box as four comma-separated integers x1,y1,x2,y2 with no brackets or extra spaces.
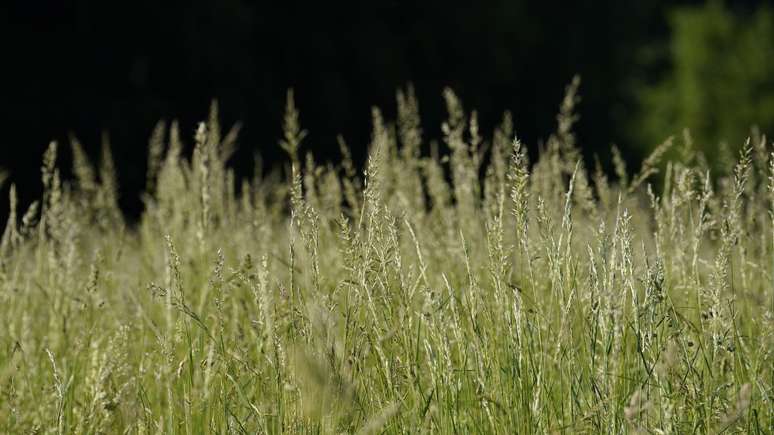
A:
3,0,774,219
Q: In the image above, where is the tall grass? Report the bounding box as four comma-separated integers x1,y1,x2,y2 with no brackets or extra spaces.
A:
0,82,772,433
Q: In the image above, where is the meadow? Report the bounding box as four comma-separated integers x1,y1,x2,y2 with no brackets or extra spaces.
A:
0,81,772,433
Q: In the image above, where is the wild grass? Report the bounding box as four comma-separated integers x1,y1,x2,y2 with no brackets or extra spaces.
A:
0,81,772,434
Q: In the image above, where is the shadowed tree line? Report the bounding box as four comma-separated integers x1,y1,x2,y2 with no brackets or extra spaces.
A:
3,0,773,220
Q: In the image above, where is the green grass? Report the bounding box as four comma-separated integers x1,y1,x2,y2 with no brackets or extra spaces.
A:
1,82,772,434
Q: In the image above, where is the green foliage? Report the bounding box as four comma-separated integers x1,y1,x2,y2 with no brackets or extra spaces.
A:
637,1,774,171
0,84,772,433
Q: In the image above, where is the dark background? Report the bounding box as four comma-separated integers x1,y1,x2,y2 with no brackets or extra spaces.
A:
2,0,770,220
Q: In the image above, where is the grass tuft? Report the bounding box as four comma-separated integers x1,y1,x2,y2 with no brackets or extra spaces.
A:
0,83,772,433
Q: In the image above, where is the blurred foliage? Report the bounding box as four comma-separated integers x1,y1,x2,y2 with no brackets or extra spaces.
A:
5,0,774,221
637,1,774,171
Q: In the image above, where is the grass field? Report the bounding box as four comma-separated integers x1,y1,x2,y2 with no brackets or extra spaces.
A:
1,82,772,433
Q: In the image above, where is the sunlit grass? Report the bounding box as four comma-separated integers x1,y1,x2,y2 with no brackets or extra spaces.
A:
0,81,771,433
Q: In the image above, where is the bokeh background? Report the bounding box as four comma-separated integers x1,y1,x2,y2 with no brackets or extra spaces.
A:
3,0,774,220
